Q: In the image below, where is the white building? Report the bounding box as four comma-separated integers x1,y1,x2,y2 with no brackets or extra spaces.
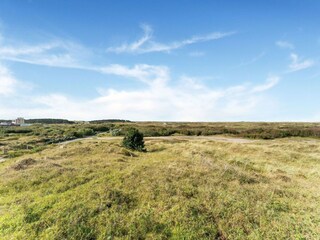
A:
13,117,25,125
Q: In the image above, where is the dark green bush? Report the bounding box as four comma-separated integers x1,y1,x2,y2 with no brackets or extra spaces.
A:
122,128,145,152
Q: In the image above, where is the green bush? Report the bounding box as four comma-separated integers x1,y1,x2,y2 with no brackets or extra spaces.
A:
74,128,95,138
122,128,145,151
110,128,122,136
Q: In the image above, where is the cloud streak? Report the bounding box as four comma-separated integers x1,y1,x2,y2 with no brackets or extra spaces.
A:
98,64,170,87
288,53,314,72
0,64,18,96
0,38,90,69
276,40,294,49
107,24,236,54
251,76,280,93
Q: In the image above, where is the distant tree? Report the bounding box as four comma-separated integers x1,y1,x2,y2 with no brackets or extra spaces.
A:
122,128,145,151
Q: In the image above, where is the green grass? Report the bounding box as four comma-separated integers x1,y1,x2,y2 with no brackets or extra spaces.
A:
1,122,320,159
0,136,319,239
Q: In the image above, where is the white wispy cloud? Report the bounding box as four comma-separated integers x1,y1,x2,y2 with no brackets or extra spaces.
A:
251,76,280,93
288,53,314,72
98,64,170,87
178,75,206,90
107,24,236,54
0,31,172,87
107,24,153,54
276,40,294,49
0,63,33,97
0,64,18,96
0,61,279,121
0,38,90,69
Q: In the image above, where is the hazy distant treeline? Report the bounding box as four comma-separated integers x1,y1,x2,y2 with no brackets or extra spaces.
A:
1,118,131,124
89,119,131,123
25,119,75,124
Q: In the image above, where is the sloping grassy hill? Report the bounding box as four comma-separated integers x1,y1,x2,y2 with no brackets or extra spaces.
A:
0,137,319,239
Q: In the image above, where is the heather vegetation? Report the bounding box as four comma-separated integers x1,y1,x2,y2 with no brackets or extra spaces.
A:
0,135,319,239
125,122,320,139
1,122,320,159
0,123,113,158
0,122,319,239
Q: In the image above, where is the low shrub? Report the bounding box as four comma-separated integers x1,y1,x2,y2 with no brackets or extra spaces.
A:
122,128,145,152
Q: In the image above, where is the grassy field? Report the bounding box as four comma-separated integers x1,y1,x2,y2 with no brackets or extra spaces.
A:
0,135,319,239
1,121,320,159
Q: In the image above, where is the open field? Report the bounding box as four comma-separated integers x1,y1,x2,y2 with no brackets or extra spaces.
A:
0,133,320,239
1,121,320,159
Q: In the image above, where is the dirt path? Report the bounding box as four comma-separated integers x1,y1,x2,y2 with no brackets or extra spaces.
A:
146,136,254,143
59,135,254,145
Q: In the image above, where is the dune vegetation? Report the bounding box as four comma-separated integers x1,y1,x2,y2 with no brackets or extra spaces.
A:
0,134,319,239
1,121,320,160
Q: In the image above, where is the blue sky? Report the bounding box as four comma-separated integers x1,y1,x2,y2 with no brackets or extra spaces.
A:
0,0,319,121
